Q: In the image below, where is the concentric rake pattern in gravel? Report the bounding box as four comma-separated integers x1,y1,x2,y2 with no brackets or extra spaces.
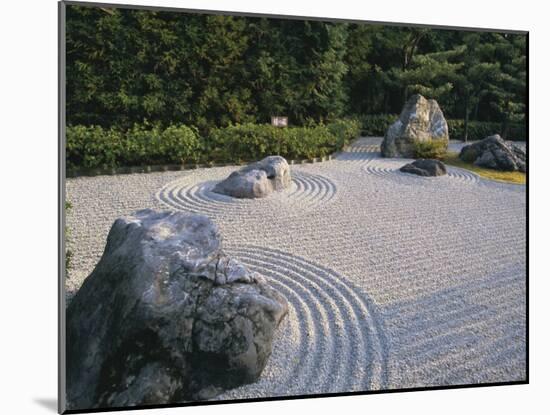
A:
156,170,337,216
340,137,512,188
361,158,481,186
215,246,388,399
66,135,525,397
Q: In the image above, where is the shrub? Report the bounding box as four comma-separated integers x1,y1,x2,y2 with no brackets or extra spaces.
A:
208,123,348,163
413,139,448,160
447,120,497,141
161,125,202,164
294,126,337,159
66,124,201,170
357,114,398,136
66,119,359,171
326,118,362,148
446,119,526,141
124,124,201,165
66,125,123,170
208,124,281,163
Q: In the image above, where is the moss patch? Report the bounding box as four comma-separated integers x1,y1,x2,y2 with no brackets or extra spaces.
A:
444,152,526,185
413,139,448,160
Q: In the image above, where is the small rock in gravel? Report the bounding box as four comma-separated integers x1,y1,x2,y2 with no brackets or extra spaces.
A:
213,156,291,198
400,159,447,177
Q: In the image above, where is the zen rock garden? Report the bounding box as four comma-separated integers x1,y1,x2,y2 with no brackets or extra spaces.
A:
381,94,526,177
213,156,292,199
65,94,526,409
62,13,528,411
66,210,288,409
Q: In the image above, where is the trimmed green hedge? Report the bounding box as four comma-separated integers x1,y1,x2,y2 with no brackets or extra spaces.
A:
357,114,526,141
208,119,359,163
208,124,333,163
66,119,360,171
214,119,360,162
327,118,362,148
67,124,201,170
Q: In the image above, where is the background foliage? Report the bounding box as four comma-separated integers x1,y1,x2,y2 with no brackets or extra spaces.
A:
66,120,360,170
67,6,350,131
66,4,527,168
357,115,526,141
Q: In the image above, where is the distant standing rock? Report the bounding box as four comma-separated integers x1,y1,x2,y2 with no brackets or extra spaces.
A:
400,159,447,177
382,94,449,158
66,209,288,410
213,156,291,198
459,134,526,172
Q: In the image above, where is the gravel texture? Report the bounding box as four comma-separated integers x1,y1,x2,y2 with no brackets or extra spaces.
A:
66,136,526,399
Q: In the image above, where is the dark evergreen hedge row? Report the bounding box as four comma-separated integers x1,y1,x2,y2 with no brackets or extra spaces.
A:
66,119,361,171
66,5,526,135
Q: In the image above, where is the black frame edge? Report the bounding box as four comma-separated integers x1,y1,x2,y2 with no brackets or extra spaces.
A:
63,381,528,414
59,1,67,414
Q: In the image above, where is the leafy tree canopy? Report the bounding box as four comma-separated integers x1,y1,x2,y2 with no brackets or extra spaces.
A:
66,5,527,138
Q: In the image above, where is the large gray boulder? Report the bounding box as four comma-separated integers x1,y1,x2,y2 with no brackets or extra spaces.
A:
400,159,447,177
459,134,526,172
381,94,449,158
213,156,291,198
66,209,288,410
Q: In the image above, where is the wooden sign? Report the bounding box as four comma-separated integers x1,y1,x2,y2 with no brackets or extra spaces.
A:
271,116,288,127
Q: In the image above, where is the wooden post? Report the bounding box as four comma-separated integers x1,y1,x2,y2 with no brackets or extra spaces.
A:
271,116,288,155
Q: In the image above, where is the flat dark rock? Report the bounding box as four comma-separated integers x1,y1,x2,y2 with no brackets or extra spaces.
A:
66,209,288,410
400,159,447,177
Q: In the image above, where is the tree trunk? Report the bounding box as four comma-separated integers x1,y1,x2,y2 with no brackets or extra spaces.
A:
401,30,425,105
501,101,510,139
473,99,480,120
501,119,510,140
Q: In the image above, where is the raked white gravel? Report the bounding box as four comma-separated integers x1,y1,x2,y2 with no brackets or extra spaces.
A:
66,137,526,398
